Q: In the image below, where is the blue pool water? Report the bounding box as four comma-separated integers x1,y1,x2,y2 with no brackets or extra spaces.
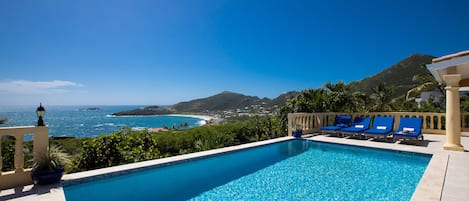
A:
63,140,431,201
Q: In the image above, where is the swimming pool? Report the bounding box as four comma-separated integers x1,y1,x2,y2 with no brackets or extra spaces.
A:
64,140,431,201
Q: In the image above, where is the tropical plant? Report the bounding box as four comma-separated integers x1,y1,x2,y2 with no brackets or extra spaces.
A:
461,93,469,112
324,81,366,112
73,129,160,171
294,88,329,113
406,69,444,100
32,145,71,172
324,81,350,112
369,82,395,112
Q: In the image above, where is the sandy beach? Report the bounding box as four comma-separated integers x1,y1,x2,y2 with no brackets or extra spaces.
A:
146,114,216,132
164,114,214,121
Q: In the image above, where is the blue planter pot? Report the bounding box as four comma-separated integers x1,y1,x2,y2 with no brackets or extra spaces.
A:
293,130,302,137
31,167,64,185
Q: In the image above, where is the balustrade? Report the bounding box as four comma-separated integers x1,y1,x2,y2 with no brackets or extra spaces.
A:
287,112,462,136
0,126,48,190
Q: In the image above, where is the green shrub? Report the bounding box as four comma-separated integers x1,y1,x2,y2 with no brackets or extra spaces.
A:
72,129,160,172
70,116,286,172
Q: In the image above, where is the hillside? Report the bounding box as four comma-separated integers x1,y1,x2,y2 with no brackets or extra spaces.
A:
167,91,268,113
266,91,299,107
349,54,435,99
113,106,173,116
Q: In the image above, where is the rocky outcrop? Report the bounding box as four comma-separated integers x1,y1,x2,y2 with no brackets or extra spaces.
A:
112,106,173,116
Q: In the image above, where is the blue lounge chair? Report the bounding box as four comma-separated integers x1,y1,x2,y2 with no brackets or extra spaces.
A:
320,116,351,135
363,116,394,140
340,117,371,138
392,117,423,142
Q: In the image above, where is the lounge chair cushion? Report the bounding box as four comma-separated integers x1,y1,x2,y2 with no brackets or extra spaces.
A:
341,127,367,133
363,117,394,136
320,116,352,132
403,127,415,132
320,126,342,131
341,117,371,134
392,117,423,140
394,132,420,137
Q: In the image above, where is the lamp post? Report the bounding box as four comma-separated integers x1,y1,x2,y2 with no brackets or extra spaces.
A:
36,103,45,126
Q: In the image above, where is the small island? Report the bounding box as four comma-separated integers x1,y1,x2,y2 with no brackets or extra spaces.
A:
112,105,173,116
80,107,101,111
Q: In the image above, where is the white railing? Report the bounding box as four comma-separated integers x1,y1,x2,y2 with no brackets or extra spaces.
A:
0,126,48,190
287,112,457,136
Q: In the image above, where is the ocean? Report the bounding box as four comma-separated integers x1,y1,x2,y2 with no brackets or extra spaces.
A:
0,105,205,139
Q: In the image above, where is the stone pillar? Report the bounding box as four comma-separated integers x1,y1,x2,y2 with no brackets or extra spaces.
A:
33,126,49,159
443,74,464,151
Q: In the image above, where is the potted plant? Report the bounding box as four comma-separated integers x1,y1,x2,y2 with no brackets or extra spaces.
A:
31,145,70,185
292,124,303,137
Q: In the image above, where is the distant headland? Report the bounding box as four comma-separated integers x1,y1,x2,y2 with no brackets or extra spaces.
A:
112,105,173,116
80,107,101,111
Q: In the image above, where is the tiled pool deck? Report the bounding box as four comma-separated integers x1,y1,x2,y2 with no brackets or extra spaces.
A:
1,134,468,201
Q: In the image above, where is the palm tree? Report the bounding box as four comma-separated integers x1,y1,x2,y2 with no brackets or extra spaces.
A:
324,81,364,112
291,88,328,113
406,67,445,100
277,88,329,132
370,82,394,112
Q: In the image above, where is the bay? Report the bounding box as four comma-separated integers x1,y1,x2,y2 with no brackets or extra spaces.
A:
0,105,205,139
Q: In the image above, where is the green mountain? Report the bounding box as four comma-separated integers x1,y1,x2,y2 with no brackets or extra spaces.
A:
167,91,268,112
266,91,299,107
349,54,435,99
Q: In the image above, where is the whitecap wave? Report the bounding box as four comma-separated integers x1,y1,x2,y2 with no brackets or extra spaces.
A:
131,127,147,131
197,120,207,126
93,123,116,128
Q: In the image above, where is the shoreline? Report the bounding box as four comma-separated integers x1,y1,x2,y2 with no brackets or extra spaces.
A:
164,114,214,121
148,114,216,131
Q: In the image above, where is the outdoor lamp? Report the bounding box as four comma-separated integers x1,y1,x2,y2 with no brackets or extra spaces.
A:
36,103,45,126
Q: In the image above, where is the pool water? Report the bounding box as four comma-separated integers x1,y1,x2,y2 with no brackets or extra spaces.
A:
64,140,431,201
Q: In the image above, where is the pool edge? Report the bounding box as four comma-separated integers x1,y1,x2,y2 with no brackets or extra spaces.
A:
47,135,445,201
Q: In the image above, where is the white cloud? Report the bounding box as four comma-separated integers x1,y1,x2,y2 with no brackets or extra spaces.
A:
0,80,84,94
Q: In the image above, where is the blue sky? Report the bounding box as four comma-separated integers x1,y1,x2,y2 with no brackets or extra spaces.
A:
1,0,468,105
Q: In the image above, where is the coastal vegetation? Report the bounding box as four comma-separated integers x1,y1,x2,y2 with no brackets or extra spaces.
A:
112,105,173,116
70,116,283,172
